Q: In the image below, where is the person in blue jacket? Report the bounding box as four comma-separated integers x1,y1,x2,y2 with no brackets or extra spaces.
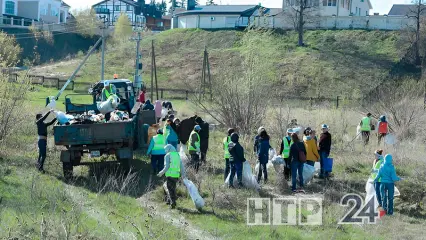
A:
374,154,401,215
256,129,271,184
164,118,179,149
147,129,167,174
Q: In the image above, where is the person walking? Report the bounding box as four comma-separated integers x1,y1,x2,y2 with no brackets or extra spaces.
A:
377,115,389,145
374,154,401,215
360,113,373,145
279,128,293,181
157,144,186,209
195,117,209,163
303,129,320,167
253,126,265,154
228,132,245,188
142,99,154,111
146,129,166,175
256,129,271,184
164,118,179,149
288,133,306,193
188,125,202,172
138,88,146,103
223,128,235,180
371,149,384,207
36,110,57,173
154,100,162,123
318,124,332,178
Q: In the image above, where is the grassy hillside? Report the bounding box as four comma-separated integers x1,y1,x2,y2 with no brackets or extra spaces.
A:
30,29,408,99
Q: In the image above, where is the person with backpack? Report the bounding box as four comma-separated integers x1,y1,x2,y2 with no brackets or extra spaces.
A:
374,154,401,215
303,129,320,167
377,115,389,145
279,128,293,181
256,129,271,184
371,149,384,207
288,133,307,193
223,128,235,180
360,113,373,145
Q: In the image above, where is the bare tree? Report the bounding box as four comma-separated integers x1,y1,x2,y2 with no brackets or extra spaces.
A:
283,0,320,46
407,0,426,65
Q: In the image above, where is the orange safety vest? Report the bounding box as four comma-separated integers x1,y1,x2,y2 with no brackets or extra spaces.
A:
378,122,388,134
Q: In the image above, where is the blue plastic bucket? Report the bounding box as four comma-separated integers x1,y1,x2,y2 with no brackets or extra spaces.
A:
324,158,333,172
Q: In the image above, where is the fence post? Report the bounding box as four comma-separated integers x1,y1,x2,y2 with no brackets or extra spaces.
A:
310,97,313,108
41,76,45,85
57,78,60,89
186,91,188,101
336,96,340,109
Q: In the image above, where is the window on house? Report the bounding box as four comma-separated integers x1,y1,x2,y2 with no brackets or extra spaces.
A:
5,1,15,15
126,5,131,11
114,5,120,11
325,0,336,6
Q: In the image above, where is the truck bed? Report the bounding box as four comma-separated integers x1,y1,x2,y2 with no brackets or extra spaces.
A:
54,120,135,146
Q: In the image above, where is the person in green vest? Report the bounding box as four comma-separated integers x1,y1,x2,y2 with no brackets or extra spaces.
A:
188,125,202,173
223,128,235,180
371,149,384,207
157,144,186,209
147,129,166,175
101,81,117,102
360,113,373,145
279,128,294,181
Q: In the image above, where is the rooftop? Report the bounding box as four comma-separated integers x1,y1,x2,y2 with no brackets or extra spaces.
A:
388,4,426,16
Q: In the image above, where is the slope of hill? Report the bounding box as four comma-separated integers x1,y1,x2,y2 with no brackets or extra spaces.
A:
30,29,409,99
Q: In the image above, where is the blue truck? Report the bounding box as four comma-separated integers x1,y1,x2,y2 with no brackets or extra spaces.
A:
53,79,155,178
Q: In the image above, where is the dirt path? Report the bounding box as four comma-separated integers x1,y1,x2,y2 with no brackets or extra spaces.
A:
138,193,220,240
65,185,137,240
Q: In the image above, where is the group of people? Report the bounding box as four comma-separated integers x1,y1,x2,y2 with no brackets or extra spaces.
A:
371,149,401,215
360,113,389,145
222,124,332,193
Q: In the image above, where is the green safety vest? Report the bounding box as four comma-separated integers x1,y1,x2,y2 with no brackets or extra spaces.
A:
371,159,383,181
361,117,371,131
188,131,200,151
223,136,231,159
152,135,165,151
282,136,293,158
165,152,181,178
104,87,115,99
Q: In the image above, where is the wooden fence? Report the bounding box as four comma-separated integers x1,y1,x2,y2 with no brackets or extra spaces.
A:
7,72,75,90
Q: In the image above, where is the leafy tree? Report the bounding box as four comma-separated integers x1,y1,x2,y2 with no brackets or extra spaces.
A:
114,14,133,40
156,0,168,16
0,32,21,68
71,8,101,37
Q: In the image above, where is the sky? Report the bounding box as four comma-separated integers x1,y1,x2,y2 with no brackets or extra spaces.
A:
68,0,412,15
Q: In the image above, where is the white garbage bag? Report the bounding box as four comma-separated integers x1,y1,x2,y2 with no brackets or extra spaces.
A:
54,111,73,125
297,163,316,184
97,96,120,114
183,178,205,209
385,134,396,145
271,155,284,165
314,162,321,173
255,162,259,175
365,179,380,207
269,149,276,161
356,125,361,141
110,95,120,108
161,108,168,118
46,98,56,109
394,186,401,197
225,161,260,190
179,145,189,167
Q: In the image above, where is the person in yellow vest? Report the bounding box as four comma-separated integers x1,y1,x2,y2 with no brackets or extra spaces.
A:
101,81,117,102
223,128,235,180
360,113,373,145
147,129,166,175
157,144,186,209
188,125,201,173
371,149,384,207
279,128,294,181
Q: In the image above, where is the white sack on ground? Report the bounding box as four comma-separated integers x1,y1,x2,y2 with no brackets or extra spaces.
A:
385,134,396,145
271,155,284,165
179,145,189,167
183,178,205,209
269,149,276,161
225,161,260,190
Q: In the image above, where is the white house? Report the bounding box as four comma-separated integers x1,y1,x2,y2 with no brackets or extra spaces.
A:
174,5,262,29
1,0,70,23
92,0,145,26
282,0,372,17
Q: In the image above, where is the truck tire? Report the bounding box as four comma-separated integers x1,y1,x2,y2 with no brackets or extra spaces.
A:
63,162,73,180
71,151,82,166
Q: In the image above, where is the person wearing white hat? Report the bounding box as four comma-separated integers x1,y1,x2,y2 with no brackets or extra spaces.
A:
279,128,294,180
253,126,265,154
319,124,332,178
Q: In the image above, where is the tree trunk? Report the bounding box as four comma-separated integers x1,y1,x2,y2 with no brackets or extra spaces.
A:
298,8,304,46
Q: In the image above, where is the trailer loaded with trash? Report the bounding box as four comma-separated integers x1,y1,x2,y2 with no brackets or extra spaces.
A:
51,79,156,179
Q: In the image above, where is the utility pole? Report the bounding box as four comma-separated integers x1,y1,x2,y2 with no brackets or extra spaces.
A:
100,16,107,81
131,30,143,92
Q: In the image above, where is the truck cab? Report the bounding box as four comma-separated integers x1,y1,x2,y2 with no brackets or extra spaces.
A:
65,79,137,114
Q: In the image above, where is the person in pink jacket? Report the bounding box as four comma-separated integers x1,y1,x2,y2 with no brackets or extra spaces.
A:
154,100,162,122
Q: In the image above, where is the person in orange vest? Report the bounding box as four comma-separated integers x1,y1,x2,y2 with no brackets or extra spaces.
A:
377,115,389,145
